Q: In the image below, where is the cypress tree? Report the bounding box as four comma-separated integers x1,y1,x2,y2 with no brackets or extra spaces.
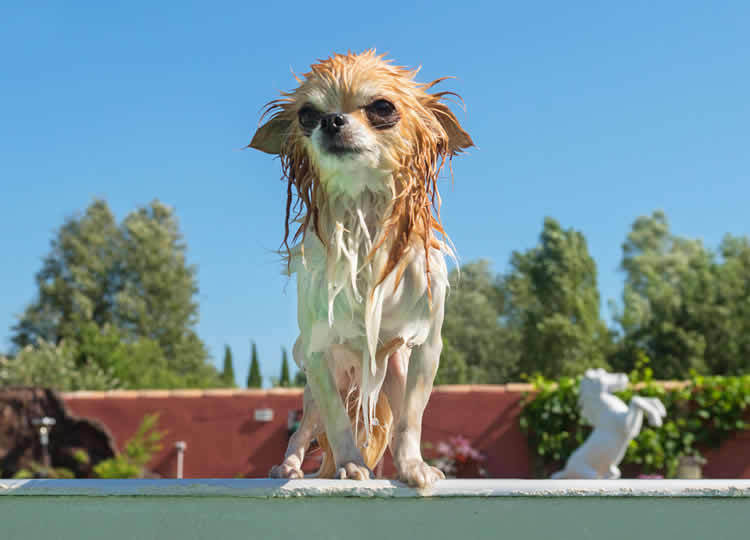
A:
247,341,262,388
222,345,235,386
279,347,291,387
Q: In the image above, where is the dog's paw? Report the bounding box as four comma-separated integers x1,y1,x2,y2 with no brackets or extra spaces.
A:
335,462,371,481
269,463,304,479
397,460,445,489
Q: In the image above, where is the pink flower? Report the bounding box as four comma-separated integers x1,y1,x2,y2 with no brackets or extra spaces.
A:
436,441,452,457
435,435,485,462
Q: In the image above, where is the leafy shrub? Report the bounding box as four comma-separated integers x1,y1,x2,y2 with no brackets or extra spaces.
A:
0,338,118,391
13,463,76,479
8,414,166,480
520,356,750,477
93,413,165,478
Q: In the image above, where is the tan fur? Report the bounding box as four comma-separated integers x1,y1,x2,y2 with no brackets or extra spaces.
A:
249,50,473,301
316,392,392,478
253,51,472,485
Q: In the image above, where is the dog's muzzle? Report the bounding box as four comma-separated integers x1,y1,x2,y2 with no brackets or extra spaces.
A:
320,113,348,136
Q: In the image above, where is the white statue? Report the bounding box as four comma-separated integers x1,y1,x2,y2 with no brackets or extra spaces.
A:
551,368,667,479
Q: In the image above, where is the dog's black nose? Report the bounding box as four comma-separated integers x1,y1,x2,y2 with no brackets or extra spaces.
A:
320,113,347,135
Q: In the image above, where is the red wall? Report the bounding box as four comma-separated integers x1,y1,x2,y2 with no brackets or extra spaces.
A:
63,385,749,479
702,429,750,478
65,389,304,479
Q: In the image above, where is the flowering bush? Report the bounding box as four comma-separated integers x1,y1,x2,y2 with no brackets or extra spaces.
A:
429,435,487,478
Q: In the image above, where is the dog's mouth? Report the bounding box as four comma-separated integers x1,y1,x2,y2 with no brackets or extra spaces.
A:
322,142,365,156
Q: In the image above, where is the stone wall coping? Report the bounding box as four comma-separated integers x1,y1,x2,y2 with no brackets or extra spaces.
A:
1,478,748,498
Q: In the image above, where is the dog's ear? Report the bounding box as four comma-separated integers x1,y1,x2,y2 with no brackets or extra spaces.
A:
249,115,290,155
426,98,474,155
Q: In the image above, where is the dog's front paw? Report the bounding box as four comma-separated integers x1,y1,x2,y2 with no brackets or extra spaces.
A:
335,462,371,481
397,459,445,488
269,463,304,479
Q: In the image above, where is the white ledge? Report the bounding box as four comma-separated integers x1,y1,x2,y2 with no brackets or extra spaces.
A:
1,479,749,498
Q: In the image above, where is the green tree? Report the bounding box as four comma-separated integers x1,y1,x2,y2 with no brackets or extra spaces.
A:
222,345,236,386
293,369,307,387
12,200,119,347
613,212,750,378
0,338,118,391
438,260,520,384
74,319,177,389
115,201,215,383
10,199,224,388
708,235,750,374
613,211,710,378
506,217,611,377
0,321,208,391
278,347,291,387
247,341,262,388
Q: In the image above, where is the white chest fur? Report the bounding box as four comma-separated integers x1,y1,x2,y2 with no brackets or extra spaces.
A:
289,169,450,436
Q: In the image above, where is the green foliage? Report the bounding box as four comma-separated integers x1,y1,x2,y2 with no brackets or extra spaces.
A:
9,199,225,389
709,235,750,374
7,415,165,480
293,370,307,387
13,462,76,479
12,200,120,348
247,341,262,388
0,338,119,391
115,202,208,373
10,200,750,391
440,211,750,384
520,357,750,477
12,442,90,479
518,374,588,468
440,219,612,383
93,413,165,479
73,449,90,465
277,347,291,388
222,345,236,386
507,218,611,377
689,373,750,448
612,211,750,379
74,319,184,389
438,260,519,384
0,319,221,391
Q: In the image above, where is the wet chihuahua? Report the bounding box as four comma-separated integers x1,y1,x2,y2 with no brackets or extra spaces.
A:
250,51,472,488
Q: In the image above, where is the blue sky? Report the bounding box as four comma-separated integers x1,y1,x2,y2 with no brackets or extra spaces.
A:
2,2,748,386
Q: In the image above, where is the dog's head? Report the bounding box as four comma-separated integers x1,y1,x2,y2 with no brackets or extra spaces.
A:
250,51,473,288
250,50,472,181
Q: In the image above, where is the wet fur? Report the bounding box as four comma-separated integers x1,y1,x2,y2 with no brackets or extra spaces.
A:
251,51,472,487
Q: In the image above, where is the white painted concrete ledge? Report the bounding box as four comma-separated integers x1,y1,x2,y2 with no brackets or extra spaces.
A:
1,478,749,498
3,479,750,540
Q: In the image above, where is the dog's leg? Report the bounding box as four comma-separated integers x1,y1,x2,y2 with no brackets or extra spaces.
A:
269,385,321,479
382,346,408,427
384,295,446,488
389,338,445,488
306,350,370,480
270,338,321,478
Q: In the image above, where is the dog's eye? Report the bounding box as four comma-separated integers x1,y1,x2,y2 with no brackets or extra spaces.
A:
368,99,395,116
298,106,321,131
365,99,399,129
